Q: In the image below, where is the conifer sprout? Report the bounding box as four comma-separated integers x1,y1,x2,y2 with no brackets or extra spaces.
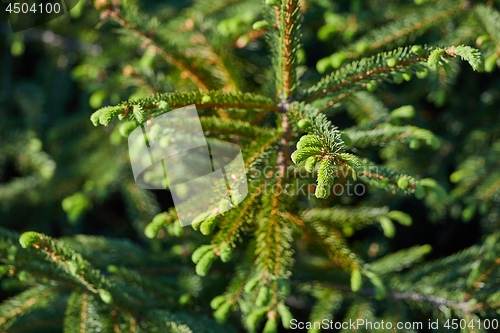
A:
4,0,500,332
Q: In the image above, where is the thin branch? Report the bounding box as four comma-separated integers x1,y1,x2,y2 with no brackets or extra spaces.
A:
306,56,427,103
80,293,88,333
281,0,300,98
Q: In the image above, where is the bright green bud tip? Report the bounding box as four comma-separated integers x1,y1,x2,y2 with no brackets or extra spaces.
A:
330,52,347,68
98,289,113,304
304,156,317,173
485,54,498,73
195,251,215,276
397,177,410,190
252,20,269,30
416,68,429,79
118,121,136,138
402,72,412,81
211,295,227,310
387,57,398,67
379,216,395,238
200,216,217,236
409,139,420,150
262,316,278,333
378,179,389,189
19,232,42,248
391,105,415,119
158,101,169,109
67,261,80,275
350,268,362,292
476,35,489,46
316,57,331,73
107,265,119,273
219,242,232,263
265,0,280,6
411,45,423,55
214,301,232,324
201,95,212,103
144,222,159,239
297,119,312,129
355,42,369,53
366,80,377,91
315,185,329,199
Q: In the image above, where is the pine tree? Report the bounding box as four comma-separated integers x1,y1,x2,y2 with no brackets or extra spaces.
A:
2,0,500,332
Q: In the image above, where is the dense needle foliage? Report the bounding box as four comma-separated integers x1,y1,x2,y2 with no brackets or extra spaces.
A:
1,0,500,332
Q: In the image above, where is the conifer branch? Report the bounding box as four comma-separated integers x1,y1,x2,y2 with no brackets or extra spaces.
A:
5,0,496,331
369,245,431,275
304,47,430,102
464,257,500,301
306,286,342,328
339,2,464,61
213,180,266,247
0,285,54,330
278,0,301,98
305,44,483,107
343,125,440,149
103,8,210,91
477,170,500,201
285,212,363,271
474,5,500,45
189,33,240,91
243,132,283,169
343,92,390,124
301,206,391,229
17,232,139,316
200,117,274,139
201,34,244,92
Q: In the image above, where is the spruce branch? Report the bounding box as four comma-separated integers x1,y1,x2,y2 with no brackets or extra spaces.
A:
474,4,500,45
304,45,483,107
17,232,139,316
0,285,55,330
342,125,440,149
369,245,432,275
277,0,302,98
242,132,282,169
301,206,391,230
191,33,242,92
285,212,363,272
254,172,293,281
212,180,266,247
343,91,390,124
476,169,500,201
304,46,431,102
91,91,278,126
306,286,342,329
101,6,210,91
464,257,500,301
200,117,274,139
336,2,464,61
